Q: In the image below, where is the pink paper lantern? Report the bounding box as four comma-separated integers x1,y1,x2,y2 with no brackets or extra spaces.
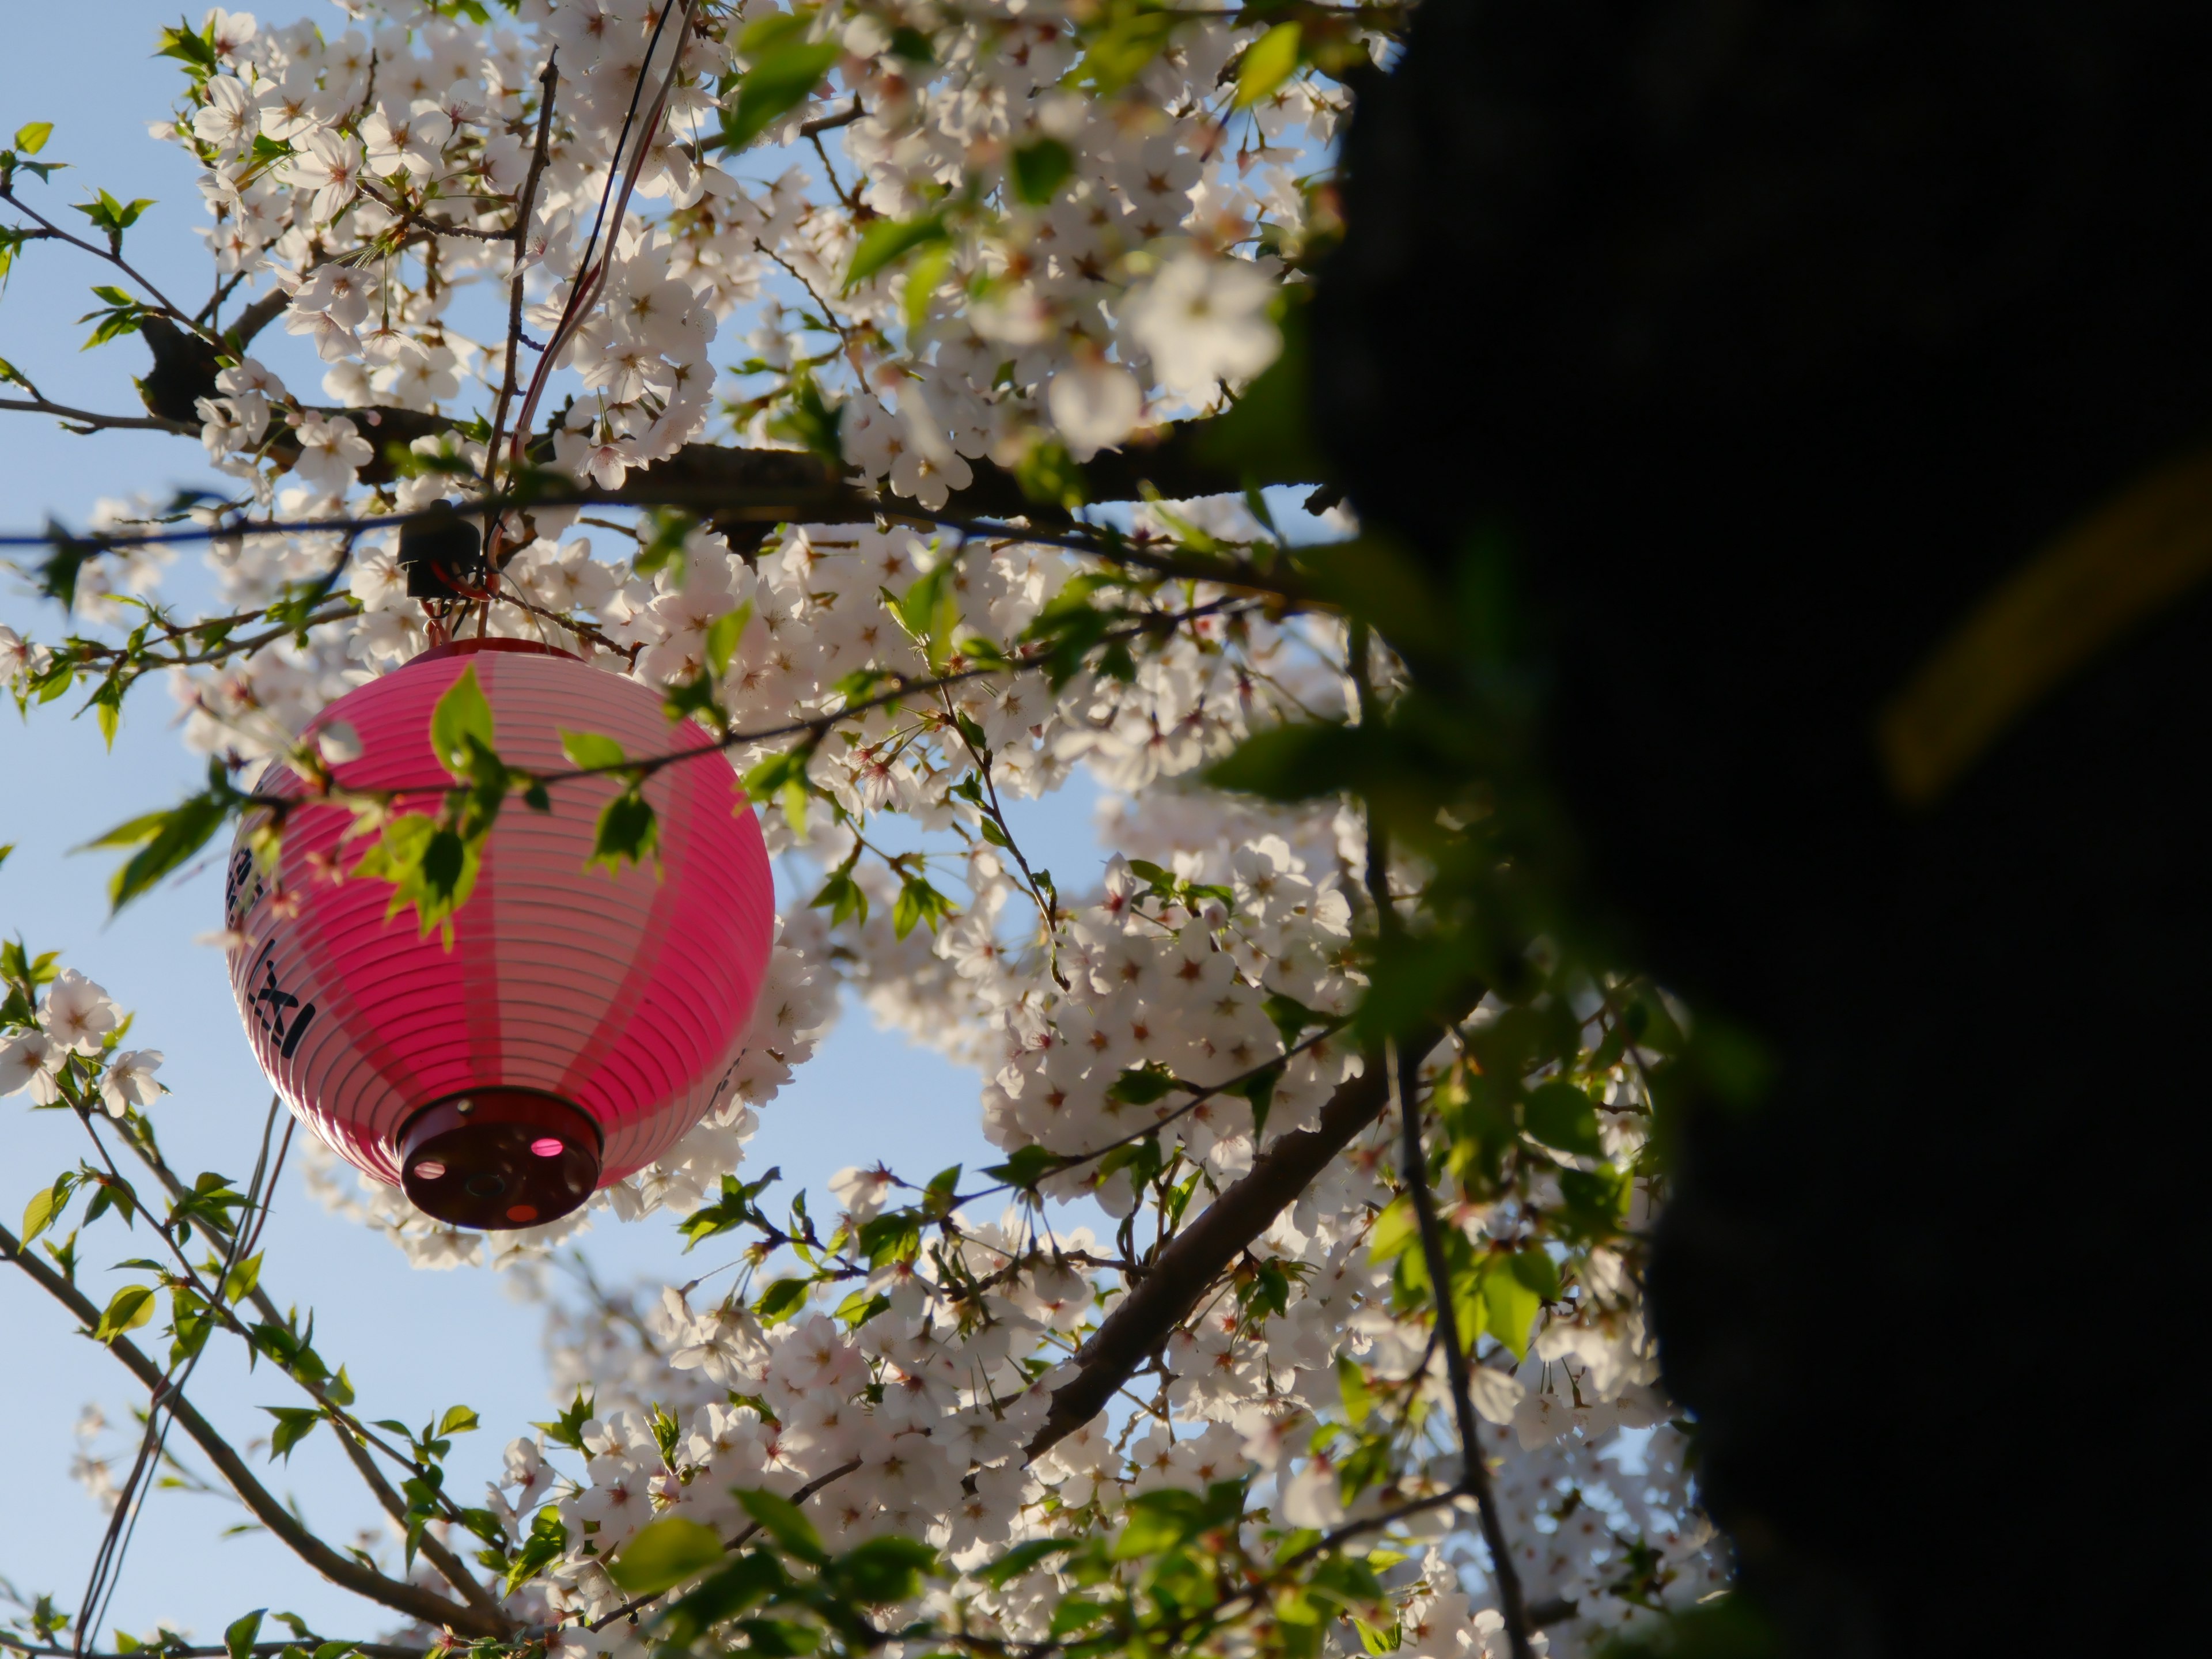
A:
222,639,774,1230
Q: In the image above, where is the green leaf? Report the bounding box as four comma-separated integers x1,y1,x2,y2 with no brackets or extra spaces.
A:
429,665,496,777
156,19,219,73
1367,1194,1418,1264
1106,1063,1179,1107
505,1506,569,1594
1113,1488,1207,1559
14,122,54,156
982,1144,1060,1190
633,506,696,585
94,1283,157,1342
438,1404,480,1436
1354,1617,1403,1654
587,787,658,875
734,1487,829,1566
533,1388,595,1453
1206,719,1364,802
982,1537,1074,1588
808,863,869,929
351,812,483,937
706,601,755,677
902,241,952,331
893,559,963,672
604,1514,726,1595
1048,1596,1112,1638
224,1609,266,1659
891,873,956,939
1480,1261,1541,1359
1336,1353,1374,1427
1014,439,1086,510
22,1176,75,1245
753,1275,810,1325
829,1534,935,1603
1009,138,1073,206
724,39,840,152
660,1551,788,1647
767,370,843,468
262,1406,322,1461
1066,7,1181,93
1521,1081,1603,1157
559,729,628,772
1234,23,1303,108
221,1251,263,1305
1508,1246,1562,1302
844,213,948,293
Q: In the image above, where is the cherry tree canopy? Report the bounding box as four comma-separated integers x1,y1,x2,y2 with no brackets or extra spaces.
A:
1,8,1729,1659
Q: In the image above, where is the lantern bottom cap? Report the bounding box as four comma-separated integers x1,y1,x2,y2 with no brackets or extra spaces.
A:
396,1088,602,1231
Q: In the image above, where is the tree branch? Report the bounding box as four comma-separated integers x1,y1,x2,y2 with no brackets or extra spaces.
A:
1351,619,1532,1659
0,396,194,435
0,1224,508,1639
1024,1029,1441,1459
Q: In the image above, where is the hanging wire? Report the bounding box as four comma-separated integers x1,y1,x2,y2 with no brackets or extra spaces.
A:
492,0,703,569
73,1097,288,1655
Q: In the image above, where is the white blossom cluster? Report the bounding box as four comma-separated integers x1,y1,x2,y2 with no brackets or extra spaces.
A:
0,968,165,1116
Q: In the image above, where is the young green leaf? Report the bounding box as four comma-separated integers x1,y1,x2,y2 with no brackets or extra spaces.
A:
223,1609,265,1659
93,1283,157,1342
1009,138,1073,206
559,729,628,772
587,787,658,875
1521,1081,1603,1157
429,665,497,777
724,39,840,152
734,1487,830,1566
260,1406,323,1461
604,1514,726,1595
1234,22,1304,108
845,213,948,293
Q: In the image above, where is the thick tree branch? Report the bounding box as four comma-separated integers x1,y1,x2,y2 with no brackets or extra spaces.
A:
599,412,1316,527
1024,1028,1442,1459
0,1224,509,1639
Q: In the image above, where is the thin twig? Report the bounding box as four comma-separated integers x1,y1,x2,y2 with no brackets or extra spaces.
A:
0,397,194,435
0,1223,503,1637
484,53,562,563
799,97,865,138
1351,618,1533,1659
0,190,210,341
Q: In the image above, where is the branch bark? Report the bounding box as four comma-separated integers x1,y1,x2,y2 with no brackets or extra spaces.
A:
0,1224,508,1639
1023,1028,1444,1460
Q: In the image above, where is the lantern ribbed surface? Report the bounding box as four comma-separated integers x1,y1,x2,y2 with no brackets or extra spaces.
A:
223,639,773,1227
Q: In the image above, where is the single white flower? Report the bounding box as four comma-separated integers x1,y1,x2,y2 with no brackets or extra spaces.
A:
1047,361,1142,460
0,1031,63,1103
42,968,119,1055
316,720,363,764
291,415,373,495
99,1050,164,1116
191,75,266,156
1122,252,1281,399
0,624,28,686
281,130,366,225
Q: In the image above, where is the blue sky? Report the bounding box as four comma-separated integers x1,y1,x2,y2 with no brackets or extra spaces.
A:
0,7,1107,1641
